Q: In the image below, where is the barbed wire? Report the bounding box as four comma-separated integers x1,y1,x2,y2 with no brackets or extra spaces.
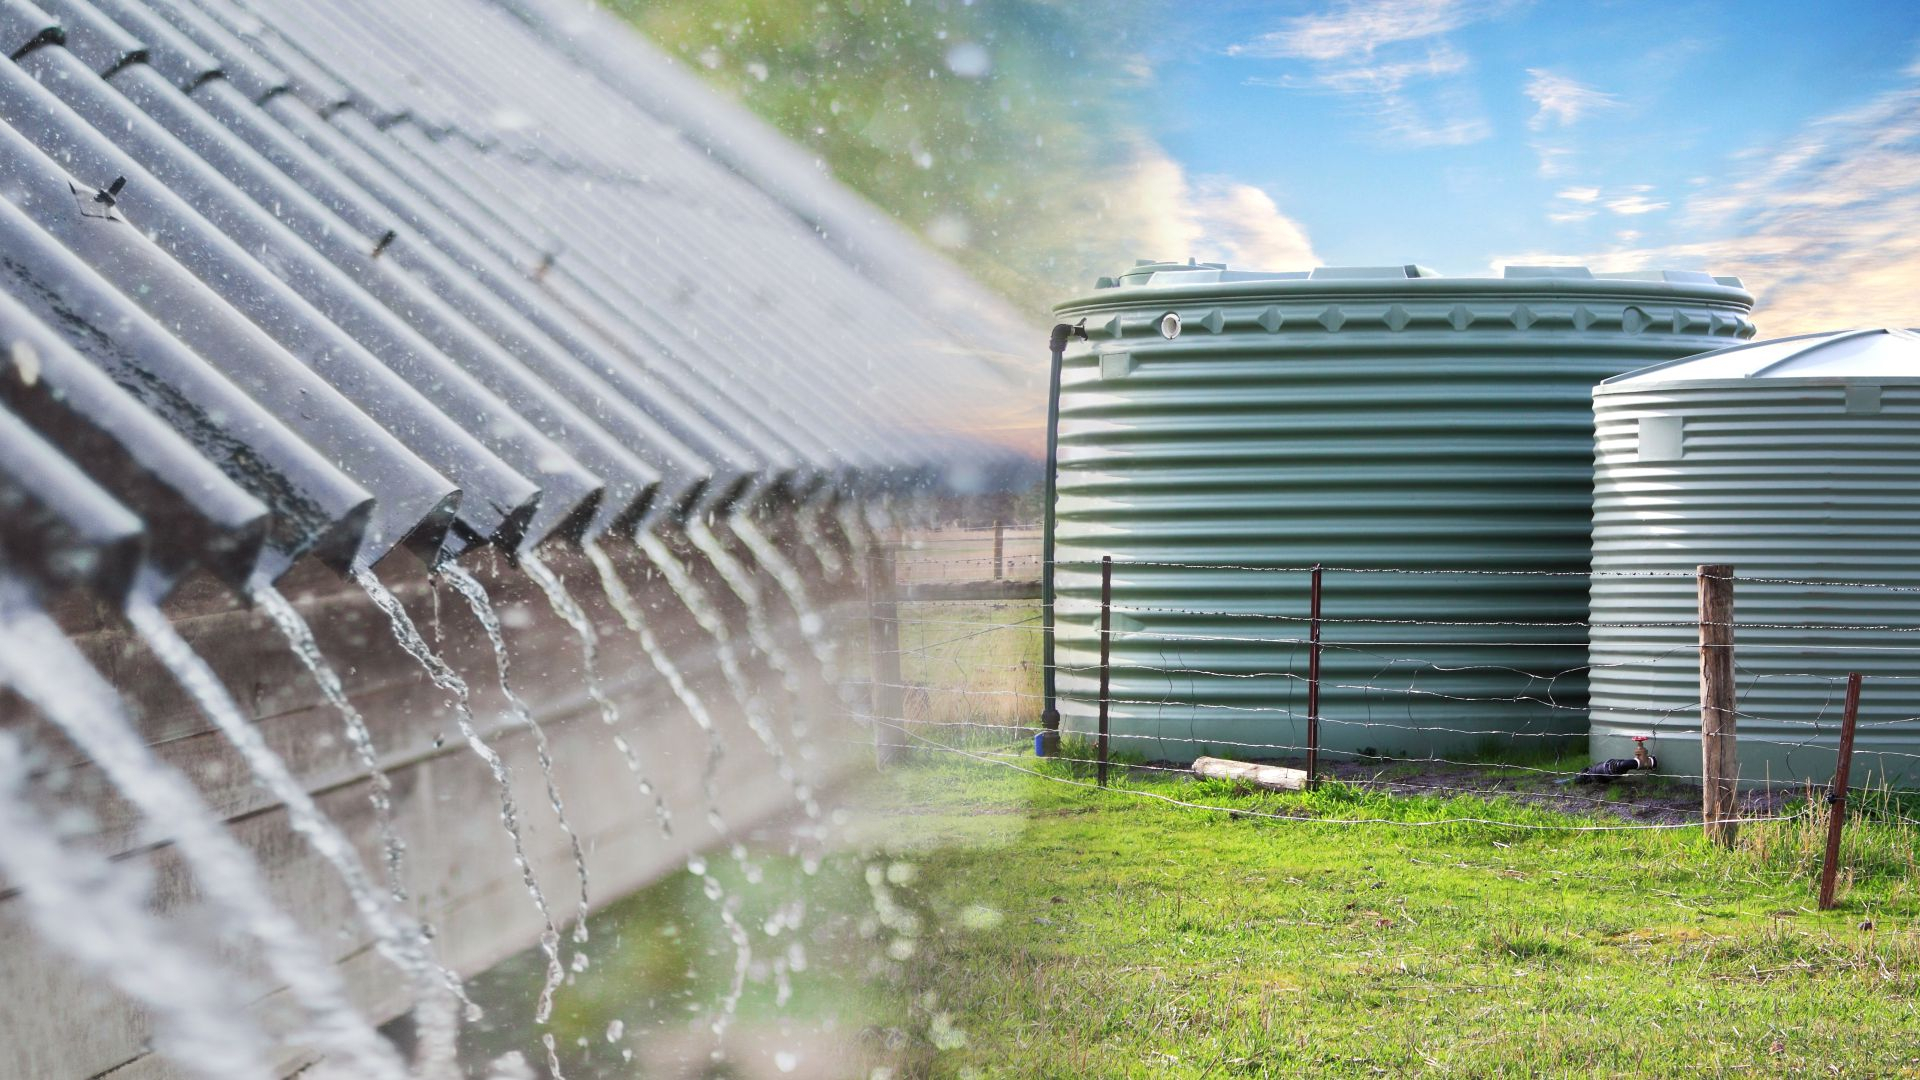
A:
866,550,1920,809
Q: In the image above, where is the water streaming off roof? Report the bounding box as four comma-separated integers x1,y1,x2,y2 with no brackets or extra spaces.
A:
0,0,1044,1073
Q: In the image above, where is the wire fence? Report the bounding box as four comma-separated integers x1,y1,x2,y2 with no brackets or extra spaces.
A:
842,543,1920,850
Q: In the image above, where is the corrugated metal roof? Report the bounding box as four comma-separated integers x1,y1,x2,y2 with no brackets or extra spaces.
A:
0,0,1040,604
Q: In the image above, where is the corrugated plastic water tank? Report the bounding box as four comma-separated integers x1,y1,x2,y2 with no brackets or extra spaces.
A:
1591,328,1920,787
1050,263,1755,763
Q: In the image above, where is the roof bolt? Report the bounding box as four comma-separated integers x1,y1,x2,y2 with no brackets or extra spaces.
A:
370,228,397,258
94,176,127,207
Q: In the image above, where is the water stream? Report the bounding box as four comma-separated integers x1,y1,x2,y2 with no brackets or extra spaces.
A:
686,851,754,1038
438,563,594,947
0,729,276,1080
834,497,878,583
0,598,410,1080
350,566,569,1078
518,550,675,839
580,538,728,828
578,535,776,1039
636,529,819,822
684,518,810,702
794,492,847,582
253,581,410,901
730,512,840,682
252,579,475,1064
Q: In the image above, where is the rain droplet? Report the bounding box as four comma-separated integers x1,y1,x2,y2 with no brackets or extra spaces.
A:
945,42,991,78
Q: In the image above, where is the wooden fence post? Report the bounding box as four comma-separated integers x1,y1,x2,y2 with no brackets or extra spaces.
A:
868,536,904,767
1698,564,1738,845
1306,564,1323,788
1818,672,1864,909
1097,555,1112,787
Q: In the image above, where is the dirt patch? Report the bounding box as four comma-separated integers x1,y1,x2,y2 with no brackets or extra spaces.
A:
1144,758,1797,826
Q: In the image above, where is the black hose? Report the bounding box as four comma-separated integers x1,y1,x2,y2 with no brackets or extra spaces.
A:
1039,320,1086,754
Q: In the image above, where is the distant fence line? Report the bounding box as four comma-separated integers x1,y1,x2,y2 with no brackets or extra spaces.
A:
857,546,1920,893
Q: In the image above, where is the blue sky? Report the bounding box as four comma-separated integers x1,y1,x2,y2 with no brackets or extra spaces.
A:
1118,0,1920,333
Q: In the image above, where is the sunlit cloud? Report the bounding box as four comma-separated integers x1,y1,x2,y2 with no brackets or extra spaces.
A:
1116,144,1321,270
1556,186,1601,203
1492,59,1920,336
1231,0,1507,147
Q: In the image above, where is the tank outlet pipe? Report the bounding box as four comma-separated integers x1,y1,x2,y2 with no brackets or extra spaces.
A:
1038,319,1087,756
1572,736,1657,783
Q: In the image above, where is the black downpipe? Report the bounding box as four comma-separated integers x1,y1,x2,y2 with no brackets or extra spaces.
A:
1038,319,1086,756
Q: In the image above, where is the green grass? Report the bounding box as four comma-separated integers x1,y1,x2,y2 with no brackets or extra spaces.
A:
852,754,1920,1078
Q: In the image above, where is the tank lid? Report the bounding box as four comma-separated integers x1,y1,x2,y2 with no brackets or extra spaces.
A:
1602,328,1920,388
1093,261,1737,291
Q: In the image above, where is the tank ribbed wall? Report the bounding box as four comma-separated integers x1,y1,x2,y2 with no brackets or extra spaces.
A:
1051,270,1755,764
1591,377,1920,787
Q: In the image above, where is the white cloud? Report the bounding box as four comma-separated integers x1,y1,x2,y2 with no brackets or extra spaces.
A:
1525,69,1619,130
1230,0,1495,62
1548,209,1595,224
1492,60,1920,336
1232,0,1503,148
1292,43,1471,93
1556,185,1601,203
1533,144,1573,177
1524,70,1619,177
1604,191,1669,216
1114,144,1320,271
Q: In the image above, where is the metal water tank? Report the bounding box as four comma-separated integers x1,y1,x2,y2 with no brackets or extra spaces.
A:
1049,263,1755,764
1591,328,1920,787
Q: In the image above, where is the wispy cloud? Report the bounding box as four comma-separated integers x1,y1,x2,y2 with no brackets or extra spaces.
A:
1494,58,1920,336
1547,183,1664,223
1525,69,1619,129
1603,186,1669,216
1230,0,1493,62
1534,144,1573,178
1114,143,1321,270
1524,69,1620,179
1232,0,1506,147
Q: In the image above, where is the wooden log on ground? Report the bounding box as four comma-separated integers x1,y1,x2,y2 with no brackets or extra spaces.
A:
1193,756,1309,792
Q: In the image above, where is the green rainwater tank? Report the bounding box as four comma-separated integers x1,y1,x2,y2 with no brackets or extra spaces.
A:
1591,328,1920,787
1049,262,1755,764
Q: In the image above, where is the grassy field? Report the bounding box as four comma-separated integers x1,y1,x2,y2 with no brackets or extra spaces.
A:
465,594,1920,1077
851,740,1920,1077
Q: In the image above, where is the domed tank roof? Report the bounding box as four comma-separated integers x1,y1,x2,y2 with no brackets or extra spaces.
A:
1601,327,1920,388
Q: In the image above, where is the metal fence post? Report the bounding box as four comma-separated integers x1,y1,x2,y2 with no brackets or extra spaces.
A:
1698,564,1737,845
1097,555,1112,787
1307,563,1323,788
993,521,1004,580
868,537,904,767
1818,671,1864,909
